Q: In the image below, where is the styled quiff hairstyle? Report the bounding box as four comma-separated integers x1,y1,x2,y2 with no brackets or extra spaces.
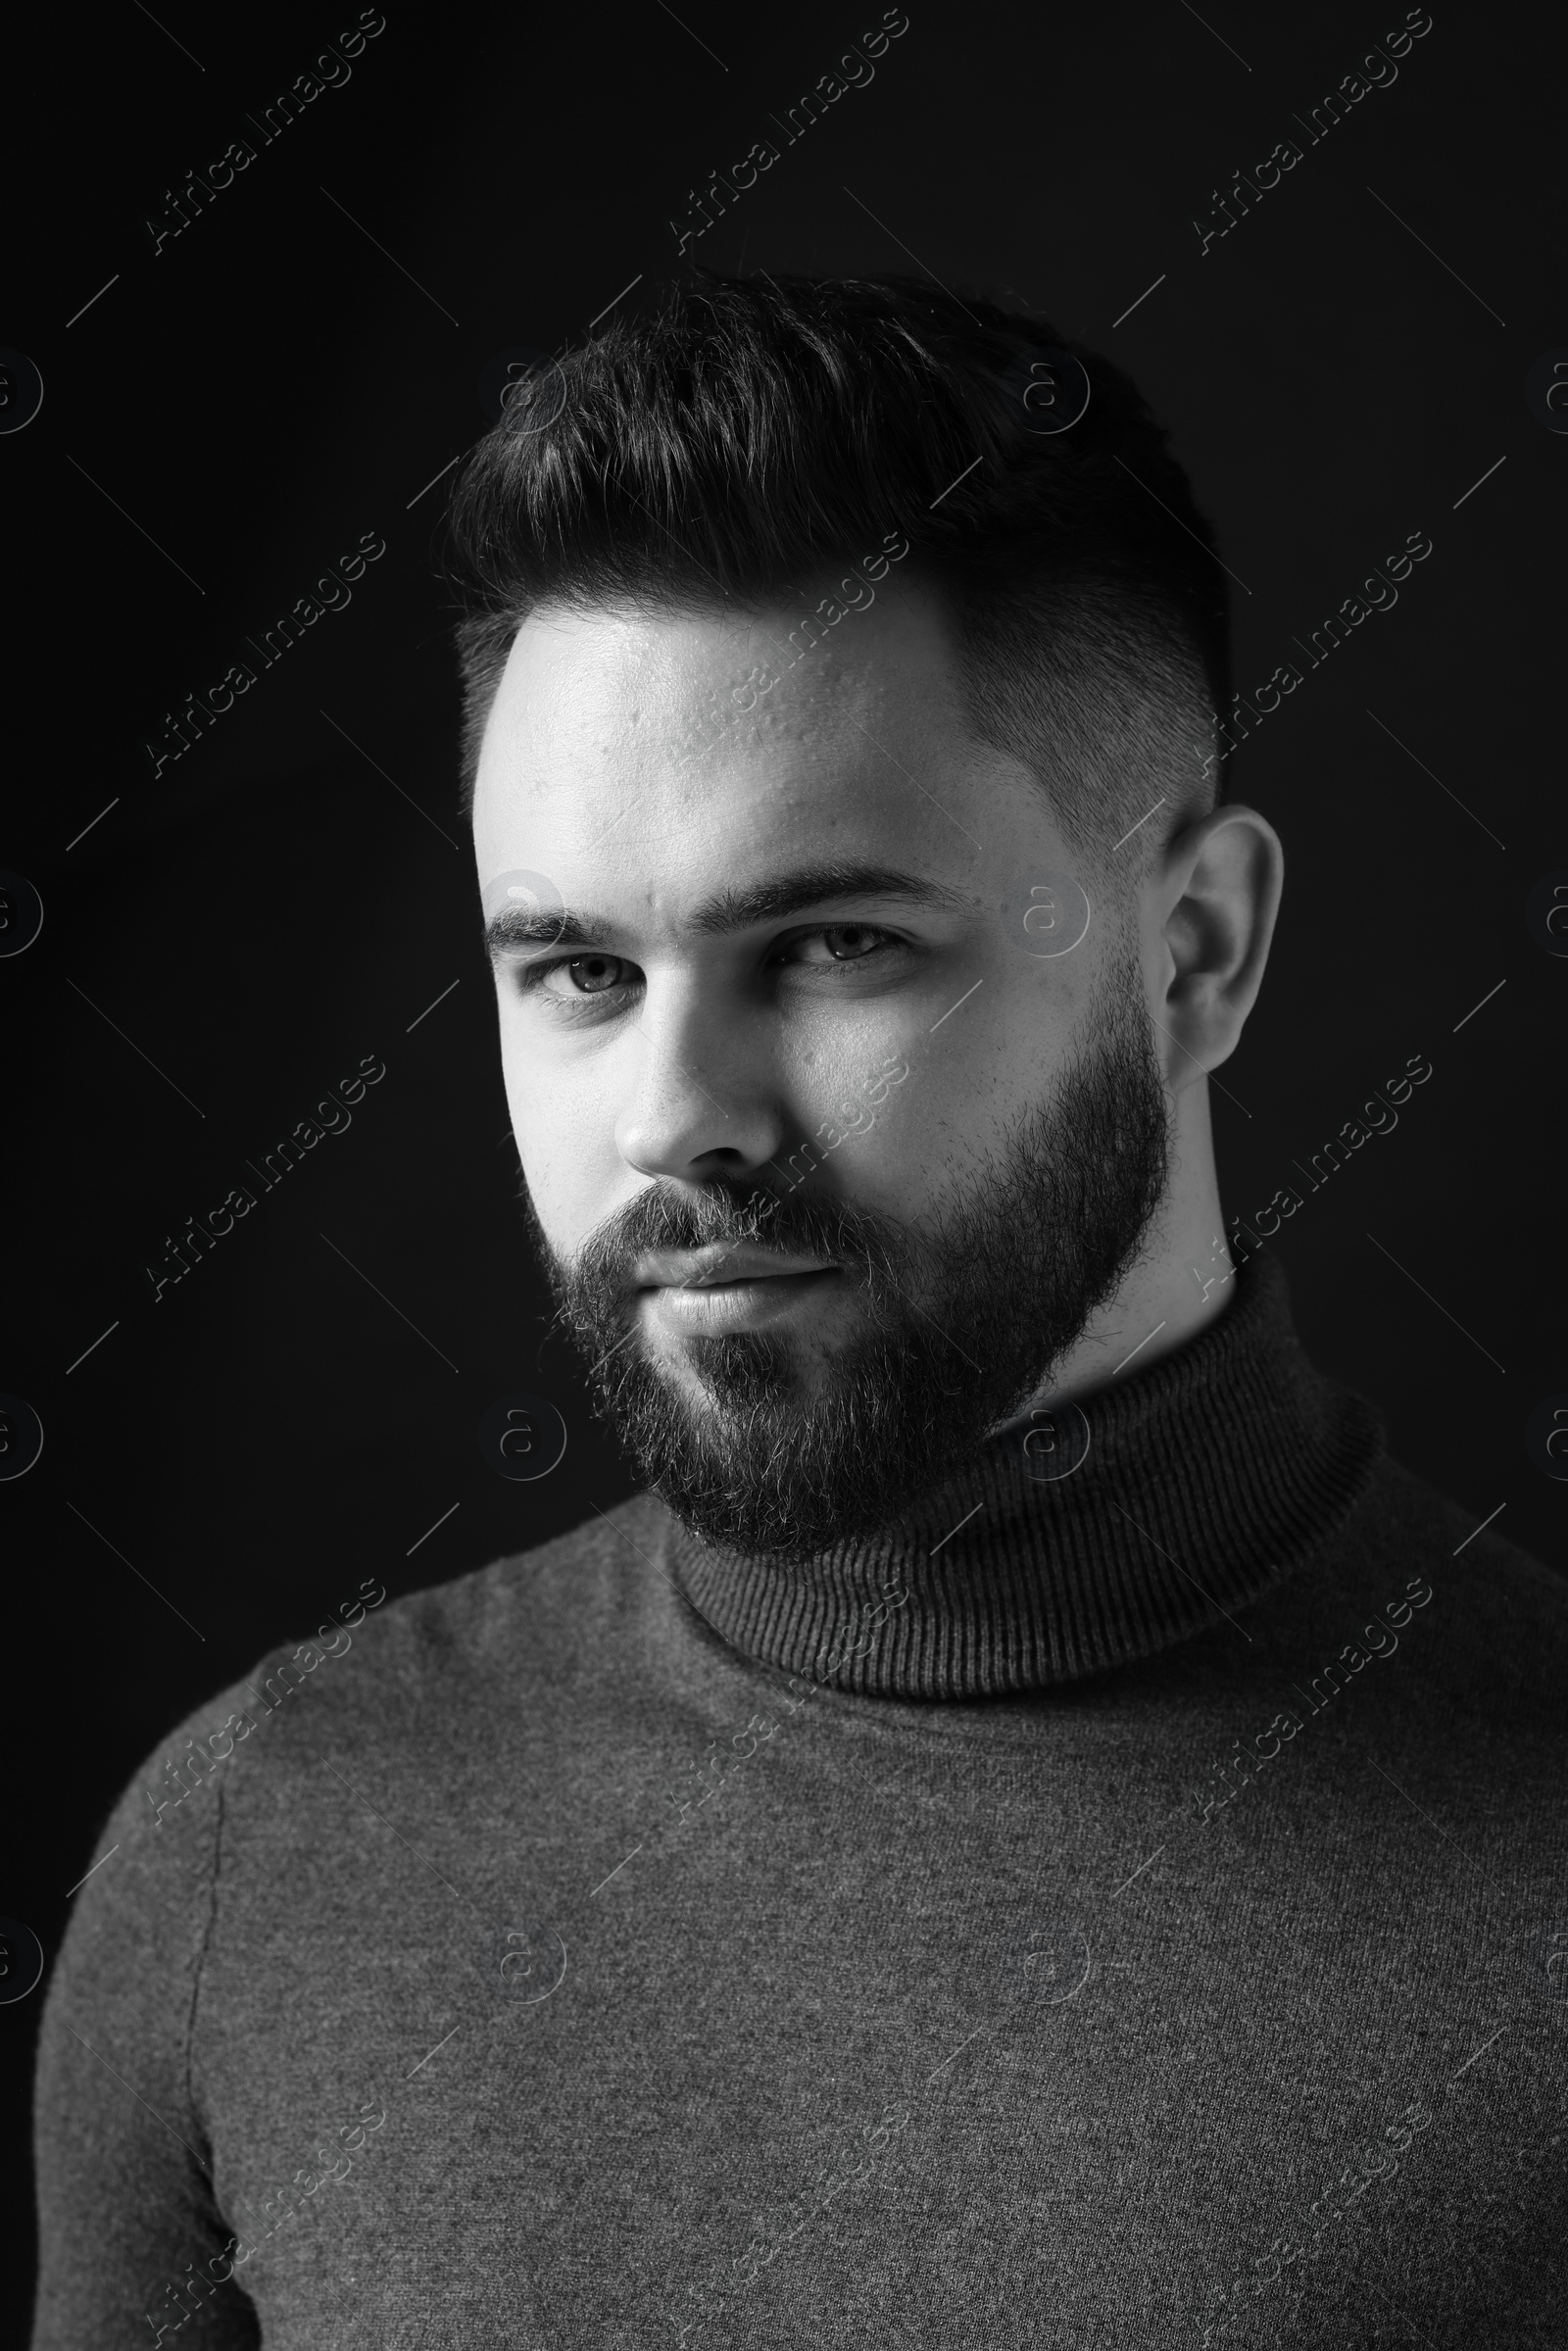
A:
447,270,1230,868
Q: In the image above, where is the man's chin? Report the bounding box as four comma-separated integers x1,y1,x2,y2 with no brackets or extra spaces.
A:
645,1322,826,1410
592,1330,1004,1562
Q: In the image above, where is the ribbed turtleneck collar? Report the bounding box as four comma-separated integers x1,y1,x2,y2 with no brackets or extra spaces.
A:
660,1255,1382,1699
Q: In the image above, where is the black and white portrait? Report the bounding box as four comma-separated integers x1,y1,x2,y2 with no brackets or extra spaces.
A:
8,4,1563,2344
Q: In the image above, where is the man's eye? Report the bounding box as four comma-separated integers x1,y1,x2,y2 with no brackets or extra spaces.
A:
791,924,896,965
564,955,628,994
524,954,635,1001
823,925,882,960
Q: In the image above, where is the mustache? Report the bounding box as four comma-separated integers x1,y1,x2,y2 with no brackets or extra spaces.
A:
572,1172,896,1289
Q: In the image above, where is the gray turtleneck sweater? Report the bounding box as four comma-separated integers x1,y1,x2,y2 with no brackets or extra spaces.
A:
29,1258,1568,2347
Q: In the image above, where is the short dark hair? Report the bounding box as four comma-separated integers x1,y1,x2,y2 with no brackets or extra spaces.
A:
447,270,1231,867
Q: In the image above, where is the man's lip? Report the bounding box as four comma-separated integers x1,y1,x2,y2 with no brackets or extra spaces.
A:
633,1244,840,1290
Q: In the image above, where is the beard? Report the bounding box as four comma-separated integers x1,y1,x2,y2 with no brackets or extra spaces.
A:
529,949,1172,1562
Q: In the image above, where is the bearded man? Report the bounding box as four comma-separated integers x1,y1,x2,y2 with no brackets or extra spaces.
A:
32,271,1564,2350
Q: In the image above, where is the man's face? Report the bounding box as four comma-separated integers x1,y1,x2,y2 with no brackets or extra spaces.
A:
473,583,1171,1558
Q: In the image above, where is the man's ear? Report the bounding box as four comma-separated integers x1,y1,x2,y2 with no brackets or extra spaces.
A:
1150,805,1284,1088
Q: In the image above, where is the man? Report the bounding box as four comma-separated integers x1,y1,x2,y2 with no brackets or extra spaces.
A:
32,273,1565,2347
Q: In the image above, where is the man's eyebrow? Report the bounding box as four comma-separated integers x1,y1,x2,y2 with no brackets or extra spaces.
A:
484,906,603,957
686,863,973,936
483,863,973,959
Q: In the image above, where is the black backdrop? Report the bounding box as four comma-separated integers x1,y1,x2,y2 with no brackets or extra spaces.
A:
5,0,1562,2305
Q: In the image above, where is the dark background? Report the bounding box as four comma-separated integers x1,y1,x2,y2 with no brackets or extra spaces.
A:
5,0,1561,2304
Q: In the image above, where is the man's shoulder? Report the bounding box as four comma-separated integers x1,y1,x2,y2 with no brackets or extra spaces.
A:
1359,1454,1563,1610
1319,1449,1566,1706
365,1487,666,1684
300,1486,664,1699
116,1492,666,1838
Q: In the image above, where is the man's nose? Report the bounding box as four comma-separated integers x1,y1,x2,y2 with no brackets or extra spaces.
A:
614,989,788,1189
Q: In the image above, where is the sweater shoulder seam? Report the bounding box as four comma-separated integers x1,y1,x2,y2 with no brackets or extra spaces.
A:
182,1766,225,2154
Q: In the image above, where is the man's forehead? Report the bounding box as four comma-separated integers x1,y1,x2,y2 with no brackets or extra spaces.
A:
469,588,1054,907
475,586,966,778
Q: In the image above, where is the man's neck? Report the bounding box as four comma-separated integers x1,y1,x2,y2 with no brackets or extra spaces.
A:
990,1081,1234,1432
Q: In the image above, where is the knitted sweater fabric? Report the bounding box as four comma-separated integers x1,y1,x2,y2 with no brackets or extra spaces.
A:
29,1256,1568,2348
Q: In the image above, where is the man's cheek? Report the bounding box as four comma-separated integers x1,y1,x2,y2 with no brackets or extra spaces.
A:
519,1158,585,1260
838,1094,945,1214
499,1059,558,1215
514,1112,618,1258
